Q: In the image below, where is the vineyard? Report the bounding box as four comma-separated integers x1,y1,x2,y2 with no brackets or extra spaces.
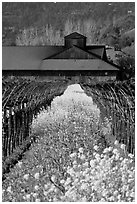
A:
2,76,135,202
80,78,135,153
2,76,69,178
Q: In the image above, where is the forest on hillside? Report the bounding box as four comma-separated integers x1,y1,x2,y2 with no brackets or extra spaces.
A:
2,2,135,47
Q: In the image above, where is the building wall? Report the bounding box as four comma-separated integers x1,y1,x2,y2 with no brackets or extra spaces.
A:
65,38,86,48
3,70,118,84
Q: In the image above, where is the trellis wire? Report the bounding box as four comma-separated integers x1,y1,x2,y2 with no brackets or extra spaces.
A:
81,78,135,154
2,76,69,161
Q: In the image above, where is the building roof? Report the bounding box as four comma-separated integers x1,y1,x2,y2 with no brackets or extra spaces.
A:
41,59,119,71
64,32,86,39
2,46,64,70
46,45,98,59
2,32,120,72
2,46,120,71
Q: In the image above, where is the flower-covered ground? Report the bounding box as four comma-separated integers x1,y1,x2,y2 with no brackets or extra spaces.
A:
2,84,135,202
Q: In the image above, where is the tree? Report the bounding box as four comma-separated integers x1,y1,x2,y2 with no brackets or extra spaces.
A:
116,55,135,80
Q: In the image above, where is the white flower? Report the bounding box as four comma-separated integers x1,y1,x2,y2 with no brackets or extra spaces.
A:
94,145,99,151
130,192,135,198
102,189,108,197
7,186,12,193
73,178,79,185
32,193,38,198
17,161,22,168
121,144,126,150
122,158,129,164
126,191,130,197
128,178,134,183
114,140,119,146
113,148,119,155
44,184,50,190
26,194,31,200
109,196,114,201
108,146,113,151
90,160,95,167
80,196,87,201
60,179,65,184
79,147,84,153
43,191,48,196
103,148,109,154
95,153,100,160
73,161,77,165
23,174,29,180
115,153,120,160
67,168,75,176
51,175,56,182
34,172,40,180
80,154,86,160
128,153,134,159
34,185,39,191
70,152,77,158
65,177,72,186
80,183,88,190
113,190,119,196
35,198,41,202
83,161,89,168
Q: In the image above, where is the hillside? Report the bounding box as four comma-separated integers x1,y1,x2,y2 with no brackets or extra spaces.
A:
2,2,135,47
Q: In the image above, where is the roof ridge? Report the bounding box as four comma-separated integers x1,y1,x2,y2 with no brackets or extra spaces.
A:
65,32,86,39
73,45,100,59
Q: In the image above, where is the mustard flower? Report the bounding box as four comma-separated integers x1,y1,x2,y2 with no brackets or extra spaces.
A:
35,198,41,202
67,168,75,176
113,190,119,196
109,196,115,201
70,152,77,158
103,148,109,154
73,164,77,169
23,174,29,180
128,153,134,159
90,160,95,167
95,153,100,161
112,148,119,155
108,146,113,151
26,194,31,201
80,182,89,190
44,184,50,190
65,177,72,186
7,186,12,193
79,147,84,153
80,196,87,201
80,154,86,160
17,161,22,168
73,160,77,165
43,191,48,196
114,140,119,146
130,191,135,198
94,145,99,151
51,175,56,182
126,191,130,197
32,193,38,198
60,179,65,184
83,161,89,168
121,144,126,150
34,172,40,180
34,185,39,191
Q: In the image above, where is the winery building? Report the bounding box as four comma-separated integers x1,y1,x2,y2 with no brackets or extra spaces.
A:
2,32,120,83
